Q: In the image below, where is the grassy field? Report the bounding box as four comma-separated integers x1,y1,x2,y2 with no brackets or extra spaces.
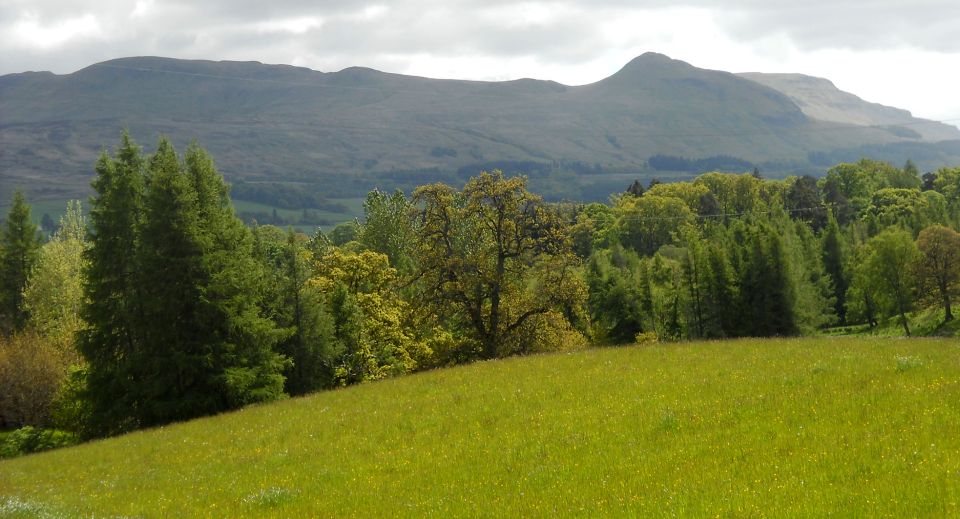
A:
0,197,366,236
231,197,365,233
2,337,960,517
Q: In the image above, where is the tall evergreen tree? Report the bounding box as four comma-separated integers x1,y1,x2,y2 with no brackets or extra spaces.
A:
625,179,645,197
679,226,707,338
703,243,737,337
183,141,290,408
77,133,146,434
735,223,797,336
255,226,335,394
130,139,288,426
0,190,41,332
821,212,849,324
79,135,289,435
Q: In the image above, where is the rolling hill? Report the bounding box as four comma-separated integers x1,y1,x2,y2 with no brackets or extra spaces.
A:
2,53,959,204
740,72,958,141
2,337,959,516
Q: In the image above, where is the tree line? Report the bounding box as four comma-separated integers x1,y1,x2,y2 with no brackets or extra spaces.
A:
1,134,958,447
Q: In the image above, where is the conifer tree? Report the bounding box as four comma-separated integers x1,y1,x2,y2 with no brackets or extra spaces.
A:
703,243,737,337
77,132,145,434
679,225,707,338
736,223,798,336
0,190,41,332
131,139,288,426
821,212,849,324
79,134,288,434
256,226,335,395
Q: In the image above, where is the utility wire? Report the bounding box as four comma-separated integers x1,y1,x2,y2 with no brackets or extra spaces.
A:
611,202,844,222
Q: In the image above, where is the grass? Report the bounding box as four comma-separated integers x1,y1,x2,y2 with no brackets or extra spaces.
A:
823,308,960,338
0,197,366,236
2,337,960,516
231,197,365,232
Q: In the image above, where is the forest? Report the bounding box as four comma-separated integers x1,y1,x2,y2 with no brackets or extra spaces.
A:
1,132,958,456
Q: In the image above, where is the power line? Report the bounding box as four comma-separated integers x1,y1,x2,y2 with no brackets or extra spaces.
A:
612,203,841,222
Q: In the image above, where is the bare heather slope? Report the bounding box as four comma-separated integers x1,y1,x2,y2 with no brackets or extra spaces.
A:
2,53,959,201
740,72,958,141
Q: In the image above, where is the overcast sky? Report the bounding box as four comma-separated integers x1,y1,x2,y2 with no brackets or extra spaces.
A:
3,0,960,124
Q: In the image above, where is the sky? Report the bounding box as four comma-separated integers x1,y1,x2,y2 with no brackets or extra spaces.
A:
3,0,960,124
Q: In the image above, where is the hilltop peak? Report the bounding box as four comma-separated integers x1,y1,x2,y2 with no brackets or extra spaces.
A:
620,52,688,70
601,52,699,83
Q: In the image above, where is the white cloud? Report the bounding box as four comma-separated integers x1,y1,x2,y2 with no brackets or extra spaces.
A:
9,11,103,49
131,0,154,19
255,16,324,35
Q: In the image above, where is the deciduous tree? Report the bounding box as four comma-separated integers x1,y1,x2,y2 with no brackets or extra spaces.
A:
23,201,87,344
414,171,585,359
916,225,960,322
855,228,921,335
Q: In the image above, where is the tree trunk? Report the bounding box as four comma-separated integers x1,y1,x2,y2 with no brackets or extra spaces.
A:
898,304,911,337
941,281,954,322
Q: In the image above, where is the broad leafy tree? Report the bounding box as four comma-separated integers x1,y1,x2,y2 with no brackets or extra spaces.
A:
916,225,960,322
615,194,694,256
854,228,921,335
414,171,585,359
357,189,417,273
308,248,427,384
23,201,87,344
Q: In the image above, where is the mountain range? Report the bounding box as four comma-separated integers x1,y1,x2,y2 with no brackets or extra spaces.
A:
2,52,959,203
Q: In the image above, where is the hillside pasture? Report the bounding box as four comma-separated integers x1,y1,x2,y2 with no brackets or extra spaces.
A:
2,337,959,517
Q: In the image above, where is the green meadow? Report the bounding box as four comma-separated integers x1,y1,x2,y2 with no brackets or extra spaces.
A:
2,337,960,517
0,197,366,235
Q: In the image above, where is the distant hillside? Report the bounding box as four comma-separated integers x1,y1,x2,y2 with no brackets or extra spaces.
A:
2,53,960,203
739,72,959,141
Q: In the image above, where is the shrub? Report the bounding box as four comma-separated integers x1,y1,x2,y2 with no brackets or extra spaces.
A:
0,426,78,458
895,355,923,373
634,331,660,345
50,365,93,436
504,310,588,356
0,332,77,428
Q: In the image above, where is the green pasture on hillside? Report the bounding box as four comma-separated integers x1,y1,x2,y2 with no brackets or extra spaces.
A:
2,337,960,517
0,197,366,236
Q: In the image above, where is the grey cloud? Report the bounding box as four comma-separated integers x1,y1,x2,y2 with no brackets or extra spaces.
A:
711,1,960,52
2,0,960,77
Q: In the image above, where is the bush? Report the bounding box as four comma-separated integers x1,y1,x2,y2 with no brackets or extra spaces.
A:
505,310,588,356
634,331,660,345
50,365,93,436
0,332,77,428
0,426,78,459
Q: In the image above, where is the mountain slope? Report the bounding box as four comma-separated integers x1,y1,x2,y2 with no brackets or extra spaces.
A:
2,53,959,203
2,337,959,516
740,72,958,141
